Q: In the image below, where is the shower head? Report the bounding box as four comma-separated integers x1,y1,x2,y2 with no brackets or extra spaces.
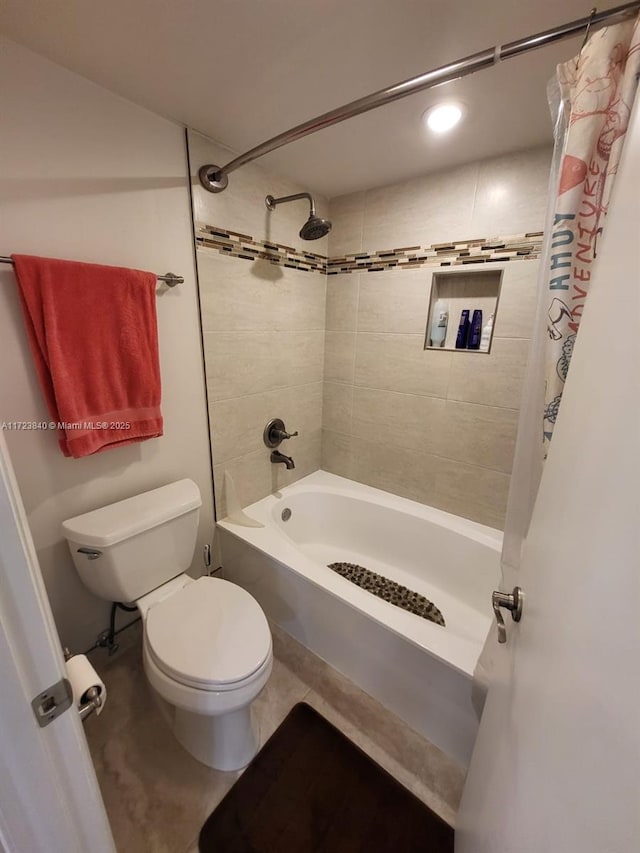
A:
299,214,332,241
265,192,332,241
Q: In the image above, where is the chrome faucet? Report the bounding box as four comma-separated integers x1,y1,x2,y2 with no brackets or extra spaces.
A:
270,450,295,470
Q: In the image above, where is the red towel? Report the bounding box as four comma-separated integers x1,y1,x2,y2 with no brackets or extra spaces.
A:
12,254,163,458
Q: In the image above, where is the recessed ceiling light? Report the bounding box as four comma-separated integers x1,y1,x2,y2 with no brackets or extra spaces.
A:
424,103,464,134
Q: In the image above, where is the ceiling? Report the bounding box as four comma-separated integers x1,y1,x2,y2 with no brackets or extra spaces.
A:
0,1,624,197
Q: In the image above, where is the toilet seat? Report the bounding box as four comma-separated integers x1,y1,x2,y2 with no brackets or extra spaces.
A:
145,576,272,691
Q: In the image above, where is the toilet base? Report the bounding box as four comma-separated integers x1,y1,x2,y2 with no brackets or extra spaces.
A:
142,628,272,772
173,705,259,771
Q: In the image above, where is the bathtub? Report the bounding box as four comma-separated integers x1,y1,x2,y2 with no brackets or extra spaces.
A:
217,470,502,766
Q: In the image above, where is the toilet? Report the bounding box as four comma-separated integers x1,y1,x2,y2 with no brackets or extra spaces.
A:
62,479,273,771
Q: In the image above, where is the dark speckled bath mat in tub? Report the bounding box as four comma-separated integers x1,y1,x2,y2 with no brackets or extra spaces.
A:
328,562,445,626
198,702,454,853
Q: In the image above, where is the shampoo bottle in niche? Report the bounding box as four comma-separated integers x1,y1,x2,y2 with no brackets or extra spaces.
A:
430,299,448,347
467,309,483,349
455,309,470,349
480,313,494,351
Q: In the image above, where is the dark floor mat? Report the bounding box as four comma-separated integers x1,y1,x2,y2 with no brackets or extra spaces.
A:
199,702,454,853
328,561,445,626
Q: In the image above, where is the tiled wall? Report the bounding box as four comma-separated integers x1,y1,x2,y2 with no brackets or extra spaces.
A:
191,132,550,529
322,146,551,529
188,131,329,517
328,147,552,257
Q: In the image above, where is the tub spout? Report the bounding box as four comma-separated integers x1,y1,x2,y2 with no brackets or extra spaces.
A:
270,450,295,470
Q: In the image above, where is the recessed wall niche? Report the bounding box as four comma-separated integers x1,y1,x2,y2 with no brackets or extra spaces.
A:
424,269,502,353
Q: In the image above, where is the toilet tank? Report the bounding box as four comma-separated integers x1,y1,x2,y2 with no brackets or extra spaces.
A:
62,479,202,603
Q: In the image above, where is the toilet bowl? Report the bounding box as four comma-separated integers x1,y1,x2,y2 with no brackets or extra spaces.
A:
140,574,273,770
62,479,272,771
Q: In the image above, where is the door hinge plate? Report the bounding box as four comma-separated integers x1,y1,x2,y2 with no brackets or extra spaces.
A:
31,677,73,728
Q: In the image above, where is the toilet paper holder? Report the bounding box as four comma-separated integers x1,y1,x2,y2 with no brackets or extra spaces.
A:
78,685,103,721
64,648,104,723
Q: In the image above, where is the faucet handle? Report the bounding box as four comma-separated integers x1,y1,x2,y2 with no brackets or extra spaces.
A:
264,418,298,448
279,428,298,440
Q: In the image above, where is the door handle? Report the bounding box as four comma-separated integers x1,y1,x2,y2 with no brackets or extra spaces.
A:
492,586,523,644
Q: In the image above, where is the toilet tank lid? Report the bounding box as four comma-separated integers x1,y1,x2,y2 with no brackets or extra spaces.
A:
61,479,202,548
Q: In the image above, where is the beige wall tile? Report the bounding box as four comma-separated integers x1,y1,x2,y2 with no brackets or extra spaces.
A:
277,331,325,388
447,337,530,409
352,387,445,455
323,382,353,434
358,269,430,334
213,448,272,518
350,437,440,506
196,140,549,532
362,163,477,252
204,330,324,401
432,457,510,529
493,260,539,339
198,251,326,332
471,146,551,237
324,331,357,384
277,383,323,449
355,333,451,398
210,382,322,464
327,192,365,257
437,401,519,474
321,429,353,477
214,429,321,517
326,274,359,332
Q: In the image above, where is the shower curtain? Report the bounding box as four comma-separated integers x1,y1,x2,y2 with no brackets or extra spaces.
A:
473,14,640,715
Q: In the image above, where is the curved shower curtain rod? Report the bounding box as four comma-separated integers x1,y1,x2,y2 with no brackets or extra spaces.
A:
199,0,640,193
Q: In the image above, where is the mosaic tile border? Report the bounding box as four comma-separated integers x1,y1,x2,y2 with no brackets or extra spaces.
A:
196,223,327,274
195,221,543,276
327,233,543,274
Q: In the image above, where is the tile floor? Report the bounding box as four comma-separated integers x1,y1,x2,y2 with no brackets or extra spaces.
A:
85,622,464,853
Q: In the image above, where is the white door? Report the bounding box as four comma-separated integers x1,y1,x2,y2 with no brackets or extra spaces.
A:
0,432,115,853
456,108,640,852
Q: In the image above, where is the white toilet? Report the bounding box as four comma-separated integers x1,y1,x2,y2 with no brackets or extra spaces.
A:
62,479,273,771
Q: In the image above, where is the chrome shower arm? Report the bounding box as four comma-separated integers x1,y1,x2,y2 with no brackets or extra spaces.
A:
265,191,331,241
265,192,315,216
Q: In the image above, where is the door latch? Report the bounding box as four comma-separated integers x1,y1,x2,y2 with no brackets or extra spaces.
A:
492,586,523,644
31,678,73,727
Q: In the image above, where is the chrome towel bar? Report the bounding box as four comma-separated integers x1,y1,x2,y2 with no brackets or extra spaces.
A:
0,256,183,287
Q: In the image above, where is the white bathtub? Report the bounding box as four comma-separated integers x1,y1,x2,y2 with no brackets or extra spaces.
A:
217,470,502,766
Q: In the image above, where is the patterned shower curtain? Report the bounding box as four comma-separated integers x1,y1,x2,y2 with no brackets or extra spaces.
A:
472,14,640,719
543,18,640,450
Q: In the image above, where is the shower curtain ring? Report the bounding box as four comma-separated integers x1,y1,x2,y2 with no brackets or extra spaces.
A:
579,7,597,57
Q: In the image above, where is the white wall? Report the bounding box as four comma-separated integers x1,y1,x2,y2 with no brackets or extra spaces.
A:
0,38,214,652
